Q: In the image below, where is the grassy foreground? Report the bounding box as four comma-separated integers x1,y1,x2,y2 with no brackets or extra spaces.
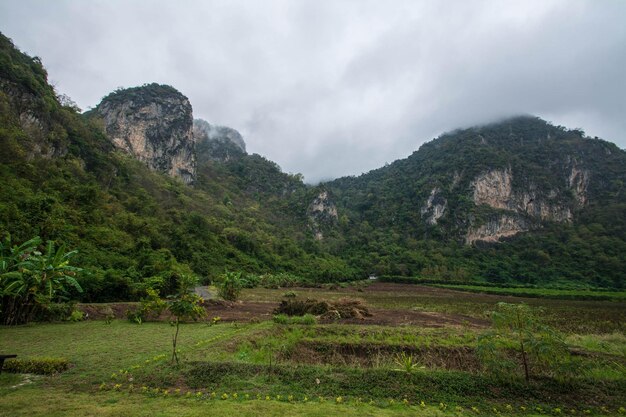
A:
1,283,625,416
0,382,456,417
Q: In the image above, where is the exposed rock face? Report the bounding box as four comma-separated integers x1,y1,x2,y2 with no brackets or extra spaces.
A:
469,167,576,242
308,190,338,240
472,168,513,210
421,188,447,225
193,119,246,162
568,165,589,206
95,84,196,184
466,215,529,244
0,79,68,159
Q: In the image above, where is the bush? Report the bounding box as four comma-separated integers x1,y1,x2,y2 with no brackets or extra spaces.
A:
35,302,75,322
3,357,70,374
217,271,244,301
125,288,167,324
67,309,85,322
126,308,143,324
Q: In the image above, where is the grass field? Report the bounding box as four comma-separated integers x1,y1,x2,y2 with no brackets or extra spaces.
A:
1,283,625,416
429,284,626,301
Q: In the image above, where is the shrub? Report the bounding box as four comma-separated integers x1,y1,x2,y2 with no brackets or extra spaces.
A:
282,291,297,298
102,306,115,324
4,357,70,374
217,271,244,301
126,308,143,324
35,302,75,321
67,309,85,322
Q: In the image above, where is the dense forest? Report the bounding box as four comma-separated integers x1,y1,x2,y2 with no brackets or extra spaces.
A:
1,31,625,307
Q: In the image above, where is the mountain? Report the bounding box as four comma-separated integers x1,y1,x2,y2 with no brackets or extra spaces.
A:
1,32,625,297
91,83,196,184
320,117,626,286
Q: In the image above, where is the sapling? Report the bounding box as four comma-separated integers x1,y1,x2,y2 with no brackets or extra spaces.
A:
167,274,206,364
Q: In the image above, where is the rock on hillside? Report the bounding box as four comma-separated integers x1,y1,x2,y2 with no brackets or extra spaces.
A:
193,118,246,163
94,83,196,184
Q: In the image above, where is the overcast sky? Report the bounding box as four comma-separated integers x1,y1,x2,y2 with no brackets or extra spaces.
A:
1,0,625,183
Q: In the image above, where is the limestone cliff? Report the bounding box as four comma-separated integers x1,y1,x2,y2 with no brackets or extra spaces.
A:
466,215,529,244
421,188,447,225
308,190,338,240
94,83,196,184
466,164,587,242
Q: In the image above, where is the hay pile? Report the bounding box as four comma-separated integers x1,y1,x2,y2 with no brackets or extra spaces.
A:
274,297,370,319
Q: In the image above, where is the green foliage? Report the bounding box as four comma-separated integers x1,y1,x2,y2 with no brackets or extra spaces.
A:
166,274,206,364
3,357,70,375
0,235,83,325
393,351,423,374
272,314,317,325
67,309,85,322
217,271,244,301
477,303,571,382
125,288,168,324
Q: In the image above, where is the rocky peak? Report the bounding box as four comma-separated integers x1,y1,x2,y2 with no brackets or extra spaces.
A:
307,190,338,240
193,119,246,162
94,83,196,184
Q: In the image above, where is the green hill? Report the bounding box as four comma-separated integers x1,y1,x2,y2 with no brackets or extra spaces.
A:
321,117,626,287
0,33,357,302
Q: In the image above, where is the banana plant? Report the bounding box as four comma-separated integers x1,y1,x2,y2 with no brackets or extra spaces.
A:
0,235,82,325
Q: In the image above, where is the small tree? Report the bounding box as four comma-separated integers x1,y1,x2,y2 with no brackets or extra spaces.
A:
477,302,569,382
217,271,243,301
167,274,205,364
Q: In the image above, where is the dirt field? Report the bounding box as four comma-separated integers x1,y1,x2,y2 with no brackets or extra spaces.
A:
79,283,487,327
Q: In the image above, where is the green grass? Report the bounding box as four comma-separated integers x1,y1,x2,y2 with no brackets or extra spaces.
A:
2,283,626,416
431,284,626,301
0,320,250,388
273,314,317,325
0,383,462,417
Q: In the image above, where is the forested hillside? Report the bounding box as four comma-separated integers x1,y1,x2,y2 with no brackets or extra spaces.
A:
0,33,357,303
321,117,626,287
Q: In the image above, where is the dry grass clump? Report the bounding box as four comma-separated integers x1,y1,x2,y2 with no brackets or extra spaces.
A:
274,297,370,319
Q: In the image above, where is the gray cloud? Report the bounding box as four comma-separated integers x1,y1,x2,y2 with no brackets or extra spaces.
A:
1,0,624,183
